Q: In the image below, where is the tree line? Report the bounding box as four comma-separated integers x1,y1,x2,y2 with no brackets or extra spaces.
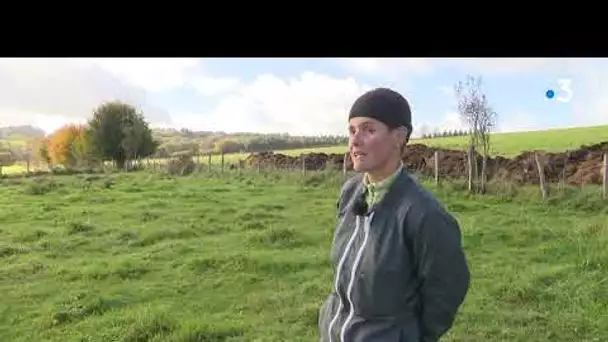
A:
154,132,348,157
420,129,471,139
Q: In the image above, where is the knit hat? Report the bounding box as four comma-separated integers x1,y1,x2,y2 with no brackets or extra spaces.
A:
348,88,412,134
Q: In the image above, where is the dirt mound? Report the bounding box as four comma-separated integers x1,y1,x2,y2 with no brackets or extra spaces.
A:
245,152,347,171
244,141,608,186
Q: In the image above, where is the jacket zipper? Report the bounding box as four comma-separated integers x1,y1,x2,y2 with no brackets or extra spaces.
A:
327,213,374,341
340,213,374,341
327,215,361,342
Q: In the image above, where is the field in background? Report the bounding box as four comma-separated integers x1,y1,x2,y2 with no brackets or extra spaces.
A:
277,124,608,157
206,124,608,160
3,124,608,176
0,170,606,341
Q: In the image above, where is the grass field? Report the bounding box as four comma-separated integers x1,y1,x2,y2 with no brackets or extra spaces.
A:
0,139,28,147
277,124,608,157
0,170,606,341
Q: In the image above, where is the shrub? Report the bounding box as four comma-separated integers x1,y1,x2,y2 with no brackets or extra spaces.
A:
23,178,59,195
166,155,196,176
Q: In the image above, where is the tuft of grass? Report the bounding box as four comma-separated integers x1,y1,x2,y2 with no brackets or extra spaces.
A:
0,170,606,341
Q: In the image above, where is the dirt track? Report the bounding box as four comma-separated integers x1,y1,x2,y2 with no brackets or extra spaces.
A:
244,141,608,186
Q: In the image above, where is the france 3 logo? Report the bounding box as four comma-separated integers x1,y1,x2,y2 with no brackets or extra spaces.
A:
545,79,572,103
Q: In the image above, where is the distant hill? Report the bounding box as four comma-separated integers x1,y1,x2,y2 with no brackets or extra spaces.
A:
0,125,348,156
149,128,348,157
0,125,46,143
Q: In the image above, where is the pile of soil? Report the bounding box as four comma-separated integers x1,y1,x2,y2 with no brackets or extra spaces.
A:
245,152,347,171
244,141,608,185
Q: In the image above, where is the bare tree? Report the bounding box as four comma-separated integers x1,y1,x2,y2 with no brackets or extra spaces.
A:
0,143,15,176
19,142,35,173
454,75,498,193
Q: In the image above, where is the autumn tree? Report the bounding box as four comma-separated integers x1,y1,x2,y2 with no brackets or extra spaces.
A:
454,75,497,193
46,124,90,169
87,101,158,169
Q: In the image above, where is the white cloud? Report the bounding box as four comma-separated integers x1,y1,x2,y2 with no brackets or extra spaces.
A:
437,85,457,106
446,58,554,76
84,58,202,92
0,58,181,127
339,58,435,80
0,114,86,135
344,58,587,78
194,72,374,135
0,59,374,136
496,110,542,133
190,76,241,96
438,111,468,132
414,111,469,138
570,65,608,126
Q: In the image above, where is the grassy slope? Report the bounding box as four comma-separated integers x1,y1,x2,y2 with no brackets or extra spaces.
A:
0,139,27,147
0,171,606,341
280,124,608,157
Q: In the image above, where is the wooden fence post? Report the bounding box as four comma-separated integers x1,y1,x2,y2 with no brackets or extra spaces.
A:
221,153,225,173
534,152,548,200
559,155,567,194
301,156,306,174
467,145,474,192
480,155,487,194
602,153,607,199
434,150,439,185
207,153,211,172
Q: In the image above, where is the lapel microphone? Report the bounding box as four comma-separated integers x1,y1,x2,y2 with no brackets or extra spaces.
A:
352,191,369,216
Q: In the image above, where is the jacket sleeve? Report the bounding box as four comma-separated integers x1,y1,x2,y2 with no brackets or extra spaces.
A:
411,210,470,342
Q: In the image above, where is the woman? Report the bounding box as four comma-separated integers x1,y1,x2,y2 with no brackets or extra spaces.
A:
318,88,470,342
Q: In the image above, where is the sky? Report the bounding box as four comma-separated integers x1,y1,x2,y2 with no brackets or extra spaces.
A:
0,58,606,138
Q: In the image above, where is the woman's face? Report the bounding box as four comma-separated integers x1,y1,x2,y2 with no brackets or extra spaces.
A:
348,117,400,173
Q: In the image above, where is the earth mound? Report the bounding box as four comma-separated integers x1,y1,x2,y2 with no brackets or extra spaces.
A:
243,141,608,185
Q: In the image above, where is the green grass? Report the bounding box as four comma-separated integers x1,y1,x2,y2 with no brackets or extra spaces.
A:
416,125,608,156
0,170,606,341
0,138,28,147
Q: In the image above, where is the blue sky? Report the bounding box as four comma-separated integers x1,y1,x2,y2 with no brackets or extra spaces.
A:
0,58,605,137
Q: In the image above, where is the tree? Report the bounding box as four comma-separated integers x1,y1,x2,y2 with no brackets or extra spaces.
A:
454,75,498,193
36,138,52,168
87,101,158,169
22,139,37,172
46,124,90,169
214,139,243,154
0,143,15,175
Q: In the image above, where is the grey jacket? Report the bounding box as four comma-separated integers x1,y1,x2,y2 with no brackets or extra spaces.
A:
318,170,470,342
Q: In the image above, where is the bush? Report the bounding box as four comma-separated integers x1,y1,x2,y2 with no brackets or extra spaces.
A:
166,155,196,176
23,178,60,195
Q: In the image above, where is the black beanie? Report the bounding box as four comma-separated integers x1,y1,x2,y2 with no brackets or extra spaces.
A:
348,88,412,133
